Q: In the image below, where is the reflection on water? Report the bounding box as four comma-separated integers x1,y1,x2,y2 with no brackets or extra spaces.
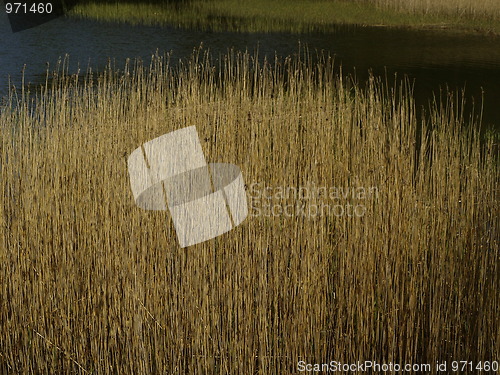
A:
1,13,499,128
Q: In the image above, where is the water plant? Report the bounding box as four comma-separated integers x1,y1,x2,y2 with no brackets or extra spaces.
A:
68,0,500,34
0,50,497,373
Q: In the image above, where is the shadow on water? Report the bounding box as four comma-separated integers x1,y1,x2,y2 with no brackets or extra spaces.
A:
1,11,499,131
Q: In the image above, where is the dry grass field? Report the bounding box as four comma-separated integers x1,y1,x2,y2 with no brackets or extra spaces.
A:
0,50,498,373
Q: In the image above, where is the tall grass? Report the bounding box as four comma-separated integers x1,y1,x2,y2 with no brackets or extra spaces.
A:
370,0,500,19
69,0,500,34
0,50,498,373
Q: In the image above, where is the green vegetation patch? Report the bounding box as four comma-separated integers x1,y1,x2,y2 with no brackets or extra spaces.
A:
69,0,500,35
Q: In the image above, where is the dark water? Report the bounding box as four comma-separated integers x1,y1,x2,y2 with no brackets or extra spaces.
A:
1,13,500,128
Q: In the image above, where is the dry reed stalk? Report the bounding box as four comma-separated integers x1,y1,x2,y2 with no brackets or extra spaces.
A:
0,50,497,374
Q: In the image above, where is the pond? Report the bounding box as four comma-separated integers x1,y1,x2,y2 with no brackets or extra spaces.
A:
1,13,499,129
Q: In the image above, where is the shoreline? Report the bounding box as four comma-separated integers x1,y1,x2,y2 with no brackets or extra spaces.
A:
68,1,500,36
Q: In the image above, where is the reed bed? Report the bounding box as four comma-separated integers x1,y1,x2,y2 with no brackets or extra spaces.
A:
0,50,498,374
370,0,500,19
69,0,500,34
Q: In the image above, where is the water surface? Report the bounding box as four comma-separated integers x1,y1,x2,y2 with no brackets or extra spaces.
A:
1,14,499,128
